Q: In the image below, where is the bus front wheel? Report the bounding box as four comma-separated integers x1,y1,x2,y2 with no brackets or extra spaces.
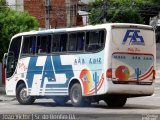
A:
70,83,91,107
104,96,127,108
16,84,35,105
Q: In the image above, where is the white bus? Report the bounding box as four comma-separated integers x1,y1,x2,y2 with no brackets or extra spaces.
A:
3,23,156,107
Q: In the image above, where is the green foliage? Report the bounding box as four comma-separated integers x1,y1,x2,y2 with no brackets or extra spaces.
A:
148,0,160,3
88,0,158,24
0,8,39,61
0,0,6,6
0,0,6,11
107,7,144,24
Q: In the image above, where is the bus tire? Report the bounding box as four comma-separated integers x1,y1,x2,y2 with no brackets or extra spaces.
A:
70,83,91,107
104,96,127,108
53,96,69,105
16,84,35,105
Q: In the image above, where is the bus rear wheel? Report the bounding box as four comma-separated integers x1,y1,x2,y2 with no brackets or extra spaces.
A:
104,96,127,108
70,83,91,107
16,84,35,105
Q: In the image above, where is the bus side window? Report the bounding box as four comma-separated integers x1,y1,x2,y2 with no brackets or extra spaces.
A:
86,30,105,52
68,33,77,51
52,33,67,53
37,35,51,54
22,36,36,55
60,34,67,52
99,30,105,48
52,34,61,52
31,38,36,54
68,32,85,52
77,32,85,51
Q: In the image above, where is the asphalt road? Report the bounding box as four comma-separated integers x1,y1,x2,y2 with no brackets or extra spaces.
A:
0,82,160,120
0,95,160,120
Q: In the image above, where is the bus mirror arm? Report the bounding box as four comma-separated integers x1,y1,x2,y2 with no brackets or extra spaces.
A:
3,64,6,69
2,53,8,69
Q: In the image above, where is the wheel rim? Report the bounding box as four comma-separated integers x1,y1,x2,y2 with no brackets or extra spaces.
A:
72,88,80,103
20,88,29,101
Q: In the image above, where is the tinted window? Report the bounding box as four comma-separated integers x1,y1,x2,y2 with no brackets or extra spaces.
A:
37,35,51,54
22,36,36,54
22,35,52,55
52,33,67,52
68,32,85,52
86,30,105,52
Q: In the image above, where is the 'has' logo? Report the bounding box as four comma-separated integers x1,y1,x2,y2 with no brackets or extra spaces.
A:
122,30,145,45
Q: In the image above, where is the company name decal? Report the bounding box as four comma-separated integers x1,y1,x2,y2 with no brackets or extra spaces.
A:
74,57,102,65
122,30,145,46
26,56,74,88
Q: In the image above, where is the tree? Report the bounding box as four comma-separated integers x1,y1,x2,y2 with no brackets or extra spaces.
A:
88,0,160,25
0,7,39,61
107,7,144,24
138,1,160,24
0,0,6,7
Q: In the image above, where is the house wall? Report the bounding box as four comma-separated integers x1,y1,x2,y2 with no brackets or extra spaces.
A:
6,0,24,11
24,0,79,28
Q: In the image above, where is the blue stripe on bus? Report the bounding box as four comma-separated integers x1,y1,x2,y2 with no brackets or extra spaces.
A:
26,55,74,89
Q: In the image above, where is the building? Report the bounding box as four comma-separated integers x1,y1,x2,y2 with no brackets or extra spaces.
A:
6,0,24,11
0,0,94,85
81,0,95,4
6,0,94,29
23,0,74,28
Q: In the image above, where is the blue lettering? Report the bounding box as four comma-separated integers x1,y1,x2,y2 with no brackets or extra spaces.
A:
26,56,74,89
41,56,55,88
122,30,145,45
26,57,43,88
53,56,74,81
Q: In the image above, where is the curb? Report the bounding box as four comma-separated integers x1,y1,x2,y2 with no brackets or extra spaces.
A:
0,86,16,102
0,95,16,102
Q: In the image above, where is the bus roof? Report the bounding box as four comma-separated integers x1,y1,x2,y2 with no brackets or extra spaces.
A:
12,23,153,39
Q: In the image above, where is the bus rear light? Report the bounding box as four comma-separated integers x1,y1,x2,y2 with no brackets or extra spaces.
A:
153,70,156,80
106,68,112,78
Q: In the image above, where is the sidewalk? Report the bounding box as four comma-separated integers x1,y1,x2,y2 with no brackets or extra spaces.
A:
0,86,16,102
0,85,5,94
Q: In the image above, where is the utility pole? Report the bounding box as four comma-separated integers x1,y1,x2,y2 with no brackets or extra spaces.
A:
102,0,106,23
45,0,50,29
66,0,71,27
